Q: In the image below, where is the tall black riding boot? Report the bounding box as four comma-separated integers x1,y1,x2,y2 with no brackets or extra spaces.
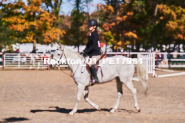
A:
89,65,99,83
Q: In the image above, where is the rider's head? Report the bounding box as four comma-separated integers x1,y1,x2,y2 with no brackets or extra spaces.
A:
88,19,98,31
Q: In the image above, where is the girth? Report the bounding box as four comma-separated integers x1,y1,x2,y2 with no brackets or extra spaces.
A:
86,53,107,72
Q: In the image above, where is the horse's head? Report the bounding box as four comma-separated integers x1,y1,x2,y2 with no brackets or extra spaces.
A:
51,43,64,68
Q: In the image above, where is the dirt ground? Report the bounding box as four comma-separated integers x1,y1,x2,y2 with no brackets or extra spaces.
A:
0,70,185,123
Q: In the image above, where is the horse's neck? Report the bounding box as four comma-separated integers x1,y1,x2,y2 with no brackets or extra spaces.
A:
63,47,81,59
63,47,84,72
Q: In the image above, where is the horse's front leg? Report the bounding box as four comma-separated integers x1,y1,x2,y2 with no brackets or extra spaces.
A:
110,77,123,113
84,86,100,110
69,83,85,116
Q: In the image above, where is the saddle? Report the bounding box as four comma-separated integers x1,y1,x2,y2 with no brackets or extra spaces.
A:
86,53,107,72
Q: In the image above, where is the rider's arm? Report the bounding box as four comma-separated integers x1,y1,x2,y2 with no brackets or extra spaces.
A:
84,33,98,54
82,38,89,53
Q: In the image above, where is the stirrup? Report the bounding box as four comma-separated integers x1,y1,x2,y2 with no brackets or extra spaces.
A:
91,78,99,83
90,79,96,86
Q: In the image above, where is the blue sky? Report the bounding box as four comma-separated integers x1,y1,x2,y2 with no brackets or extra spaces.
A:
61,0,105,15
19,0,105,15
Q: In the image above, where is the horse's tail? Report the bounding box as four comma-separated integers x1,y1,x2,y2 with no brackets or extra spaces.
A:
135,62,148,96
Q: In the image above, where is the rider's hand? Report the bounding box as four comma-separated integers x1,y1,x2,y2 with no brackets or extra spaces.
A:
80,51,87,57
80,51,84,55
83,52,88,57
82,51,88,57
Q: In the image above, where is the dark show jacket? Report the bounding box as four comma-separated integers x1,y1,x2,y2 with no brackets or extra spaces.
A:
84,30,101,57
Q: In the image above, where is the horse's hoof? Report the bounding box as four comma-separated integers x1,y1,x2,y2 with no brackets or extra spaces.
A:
110,109,115,113
136,108,141,112
69,112,74,116
67,114,73,116
138,108,141,112
97,106,101,111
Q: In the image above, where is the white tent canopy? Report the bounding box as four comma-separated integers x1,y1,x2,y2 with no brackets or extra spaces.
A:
18,43,86,53
9,43,112,53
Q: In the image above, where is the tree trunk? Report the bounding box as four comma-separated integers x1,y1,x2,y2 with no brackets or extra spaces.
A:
86,0,90,21
177,39,180,52
173,41,176,51
153,3,158,51
136,41,140,52
131,38,134,51
76,0,80,52
33,40,36,51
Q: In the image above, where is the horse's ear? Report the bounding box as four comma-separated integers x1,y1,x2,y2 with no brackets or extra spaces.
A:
55,43,60,49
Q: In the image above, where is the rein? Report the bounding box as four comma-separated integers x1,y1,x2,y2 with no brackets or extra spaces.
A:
57,47,80,77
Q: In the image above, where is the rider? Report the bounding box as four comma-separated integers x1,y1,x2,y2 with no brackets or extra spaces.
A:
83,19,102,83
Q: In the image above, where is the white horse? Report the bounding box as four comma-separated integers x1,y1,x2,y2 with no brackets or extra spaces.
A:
53,44,148,116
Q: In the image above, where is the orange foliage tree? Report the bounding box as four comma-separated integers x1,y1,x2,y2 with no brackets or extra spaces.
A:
1,0,65,48
93,1,185,52
156,4,185,50
94,3,137,51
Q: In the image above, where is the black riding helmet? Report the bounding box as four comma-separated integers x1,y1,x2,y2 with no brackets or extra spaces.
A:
88,19,98,28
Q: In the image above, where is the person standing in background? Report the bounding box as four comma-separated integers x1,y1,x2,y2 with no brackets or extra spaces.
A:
173,50,177,59
163,51,168,66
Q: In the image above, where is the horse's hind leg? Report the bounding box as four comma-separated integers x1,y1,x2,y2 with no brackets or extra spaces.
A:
110,77,123,113
83,86,100,110
69,83,85,116
124,80,140,112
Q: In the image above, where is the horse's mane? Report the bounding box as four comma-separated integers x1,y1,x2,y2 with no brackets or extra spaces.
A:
63,46,84,59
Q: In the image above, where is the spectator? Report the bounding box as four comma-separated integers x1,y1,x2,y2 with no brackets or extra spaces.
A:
42,54,49,64
163,51,168,66
31,47,36,53
42,54,49,70
155,51,159,68
173,50,177,59
49,54,53,69
50,54,53,59
16,49,19,53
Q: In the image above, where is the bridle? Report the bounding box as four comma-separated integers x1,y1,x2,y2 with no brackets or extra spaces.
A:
53,46,65,64
55,46,80,77
58,46,65,60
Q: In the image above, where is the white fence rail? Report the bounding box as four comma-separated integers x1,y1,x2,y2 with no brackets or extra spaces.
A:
138,52,155,76
106,52,155,76
2,52,185,73
3,53,68,69
0,52,3,68
4,53,50,69
155,52,185,68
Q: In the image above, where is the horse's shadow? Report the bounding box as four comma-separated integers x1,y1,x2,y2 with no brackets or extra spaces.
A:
30,106,138,114
0,117,29,123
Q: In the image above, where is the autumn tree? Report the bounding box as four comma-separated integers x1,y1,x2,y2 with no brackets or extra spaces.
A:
60,0,92,51
157,4,185,51
96,0,185,52
0,9,15,51
0,0,65,50
96,2,138,51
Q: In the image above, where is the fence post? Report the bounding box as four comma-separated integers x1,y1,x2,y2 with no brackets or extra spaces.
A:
37,62,40,69
146,55,149,80
168,59,171,68
2,52,5,70
146,55,148,77
33,56,35,69
18,53,20,68
137,53,141,60
153,52,155,77
2,52,4,70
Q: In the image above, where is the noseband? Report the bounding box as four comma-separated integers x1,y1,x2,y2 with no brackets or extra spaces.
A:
59,47,65,60
53,47,65,62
